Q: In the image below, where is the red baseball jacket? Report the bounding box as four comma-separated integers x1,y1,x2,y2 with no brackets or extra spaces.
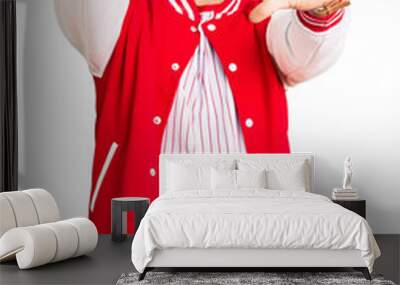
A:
56,0,348,233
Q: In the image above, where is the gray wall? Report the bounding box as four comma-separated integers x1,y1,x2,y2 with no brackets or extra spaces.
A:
17,0,95,218
16,0,400,233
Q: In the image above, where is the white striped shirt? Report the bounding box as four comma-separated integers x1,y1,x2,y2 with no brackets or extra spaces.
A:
161,11,246,154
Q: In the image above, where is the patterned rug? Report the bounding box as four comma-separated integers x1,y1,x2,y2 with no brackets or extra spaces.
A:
117,271,396,285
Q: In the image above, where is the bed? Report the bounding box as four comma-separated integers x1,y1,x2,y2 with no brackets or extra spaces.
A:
131,154,380,280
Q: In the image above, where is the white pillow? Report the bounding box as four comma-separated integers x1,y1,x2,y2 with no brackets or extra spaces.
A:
236,169,268,189
165,159,236,192
166,163,211,191
211,168,236,190
266,164,306,191
238,159,310,192
211,169,268,190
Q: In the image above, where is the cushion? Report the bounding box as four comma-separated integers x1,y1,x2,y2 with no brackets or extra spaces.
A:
238,159,310,191
211,168,236,190
65,218,98,257
23,189,60,224
0,191,39,228
267,163,307,191
211,169,268,190
0,196,17,237
165,158,236,192
166,162,211,191
43,222,79,262
236,169,268,189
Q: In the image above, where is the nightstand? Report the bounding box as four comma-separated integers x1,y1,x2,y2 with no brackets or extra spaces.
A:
332,199,366,219
111,197,150,242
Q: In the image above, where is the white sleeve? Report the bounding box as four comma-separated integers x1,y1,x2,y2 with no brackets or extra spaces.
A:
266,8,350,86
54,0,130,77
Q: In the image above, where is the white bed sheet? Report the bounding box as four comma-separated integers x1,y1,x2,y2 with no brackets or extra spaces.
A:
131,190,380,273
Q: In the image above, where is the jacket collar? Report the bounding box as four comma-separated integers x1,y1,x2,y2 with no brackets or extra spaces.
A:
167,0,242,21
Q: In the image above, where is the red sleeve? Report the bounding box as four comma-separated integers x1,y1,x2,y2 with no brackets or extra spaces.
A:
297,9,345,32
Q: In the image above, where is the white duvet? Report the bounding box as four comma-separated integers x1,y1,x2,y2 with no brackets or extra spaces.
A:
131,190,380,273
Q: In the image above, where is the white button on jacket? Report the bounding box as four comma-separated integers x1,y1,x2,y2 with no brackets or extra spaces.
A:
171,63,180,71
245,118,254,128
228,63,237,72
207,24,216,32
153,116,162,125
149,168,156,176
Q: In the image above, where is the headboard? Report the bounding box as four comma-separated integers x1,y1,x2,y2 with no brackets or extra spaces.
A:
159,153,315,195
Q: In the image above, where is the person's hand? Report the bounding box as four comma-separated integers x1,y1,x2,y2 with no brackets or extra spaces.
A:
249,0,351,23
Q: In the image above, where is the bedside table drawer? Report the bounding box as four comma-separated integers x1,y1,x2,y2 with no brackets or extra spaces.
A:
333,200,366,219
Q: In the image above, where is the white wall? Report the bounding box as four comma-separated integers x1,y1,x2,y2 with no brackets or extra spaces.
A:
288,1,400,233
17,0,400,233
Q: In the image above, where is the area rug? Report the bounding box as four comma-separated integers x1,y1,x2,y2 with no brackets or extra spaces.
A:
116,272,396,285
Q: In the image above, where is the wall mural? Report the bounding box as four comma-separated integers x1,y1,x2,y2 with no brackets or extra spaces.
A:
56,0,350,233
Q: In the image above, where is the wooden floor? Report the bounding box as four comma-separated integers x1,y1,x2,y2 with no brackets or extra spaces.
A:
0,235,398,285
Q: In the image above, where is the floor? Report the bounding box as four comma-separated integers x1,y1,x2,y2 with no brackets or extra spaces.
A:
0,235,399,285
0,236,133,285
